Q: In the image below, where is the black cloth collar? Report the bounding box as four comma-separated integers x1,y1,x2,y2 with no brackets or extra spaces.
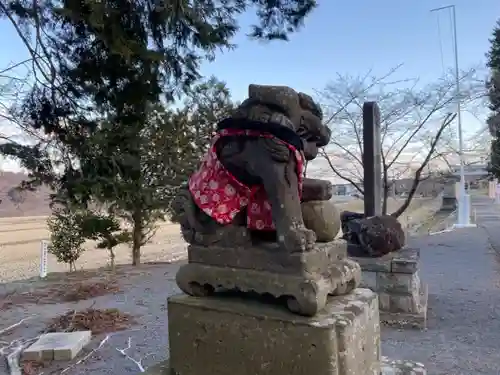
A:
217,117,303,151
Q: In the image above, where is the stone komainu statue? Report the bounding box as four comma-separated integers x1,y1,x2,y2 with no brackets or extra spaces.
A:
171,84,334,252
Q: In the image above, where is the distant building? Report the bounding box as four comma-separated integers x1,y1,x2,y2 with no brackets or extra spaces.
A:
449,164,488,181
392,178,444,197
332,183,362,196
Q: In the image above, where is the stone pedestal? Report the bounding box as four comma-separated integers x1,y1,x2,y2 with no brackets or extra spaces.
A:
146,289,427,375
168,289,381,375
177,242,362,316
351,247,428,329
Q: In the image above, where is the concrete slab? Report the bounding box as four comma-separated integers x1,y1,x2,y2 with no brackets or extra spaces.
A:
22,331,92,361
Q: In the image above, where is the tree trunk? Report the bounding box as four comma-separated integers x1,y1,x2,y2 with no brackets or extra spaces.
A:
108,248,115,269
391,177,422,218
131,211,143,266
382,167,389,215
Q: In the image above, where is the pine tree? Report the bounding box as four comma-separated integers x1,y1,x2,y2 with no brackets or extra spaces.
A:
487,20,500,178
0,0,316,264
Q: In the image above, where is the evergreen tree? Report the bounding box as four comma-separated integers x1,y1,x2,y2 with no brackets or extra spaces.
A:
184,76,237,159
0,0,314,264
487,20,500,178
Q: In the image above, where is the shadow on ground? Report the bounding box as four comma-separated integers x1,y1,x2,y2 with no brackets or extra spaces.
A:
382,227,500,375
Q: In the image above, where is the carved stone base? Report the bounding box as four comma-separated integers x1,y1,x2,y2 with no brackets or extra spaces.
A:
179,241,361,316
351,247,428,329
167,289,381,375
176,258,361,316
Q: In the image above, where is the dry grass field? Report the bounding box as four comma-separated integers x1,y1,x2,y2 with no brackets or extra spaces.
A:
0,196,439,283
0,218,187,283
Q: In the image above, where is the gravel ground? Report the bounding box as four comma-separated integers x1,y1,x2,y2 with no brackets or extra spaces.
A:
382,195,500,375
0,262,183,375
0,197,490,374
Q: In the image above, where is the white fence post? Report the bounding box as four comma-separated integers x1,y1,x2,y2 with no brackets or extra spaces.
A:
40,240,48,278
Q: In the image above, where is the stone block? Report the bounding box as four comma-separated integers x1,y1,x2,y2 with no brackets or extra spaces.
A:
352,247,428,329
350,252,394,272
187,241,346,275
360,270,378,290
377,272,420,296
391,248,420,274
378,292,391,310
22,331,91,361
167,289,380,375
381,282,429,329
350,247,420,274
389,295,415,313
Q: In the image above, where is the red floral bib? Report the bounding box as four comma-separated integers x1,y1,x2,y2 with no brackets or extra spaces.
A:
188,128,304,231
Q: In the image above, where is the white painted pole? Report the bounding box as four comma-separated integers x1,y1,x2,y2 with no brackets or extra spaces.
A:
431,5,472,228
450,5,468,226
40,240,48,278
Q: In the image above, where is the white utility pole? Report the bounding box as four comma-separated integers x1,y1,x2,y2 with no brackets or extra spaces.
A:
430,4,475,228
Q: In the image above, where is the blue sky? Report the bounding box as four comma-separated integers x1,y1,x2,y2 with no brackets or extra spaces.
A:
0,0,498,174
1,0,498,100
199,0,499,100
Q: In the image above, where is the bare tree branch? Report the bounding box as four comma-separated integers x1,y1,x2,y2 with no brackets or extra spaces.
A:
316,65,485,216
320,150,364,194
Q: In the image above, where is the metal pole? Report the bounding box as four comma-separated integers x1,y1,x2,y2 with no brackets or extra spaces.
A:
431,4,469,227
451,5,468,226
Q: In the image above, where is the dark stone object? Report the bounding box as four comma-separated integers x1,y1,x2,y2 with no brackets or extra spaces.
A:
340,211,365,243
362,102,382,217
341,211,405,257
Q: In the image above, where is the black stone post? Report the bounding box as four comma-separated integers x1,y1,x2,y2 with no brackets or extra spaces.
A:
362,102,382,217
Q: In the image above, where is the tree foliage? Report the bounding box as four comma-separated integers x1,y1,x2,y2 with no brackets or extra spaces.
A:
47,207,87,272
184,76,237,159
78,211,130,269
487,20,500,178
1,0,299,264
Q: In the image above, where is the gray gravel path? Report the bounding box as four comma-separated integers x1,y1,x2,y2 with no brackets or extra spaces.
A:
382,195,500,375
